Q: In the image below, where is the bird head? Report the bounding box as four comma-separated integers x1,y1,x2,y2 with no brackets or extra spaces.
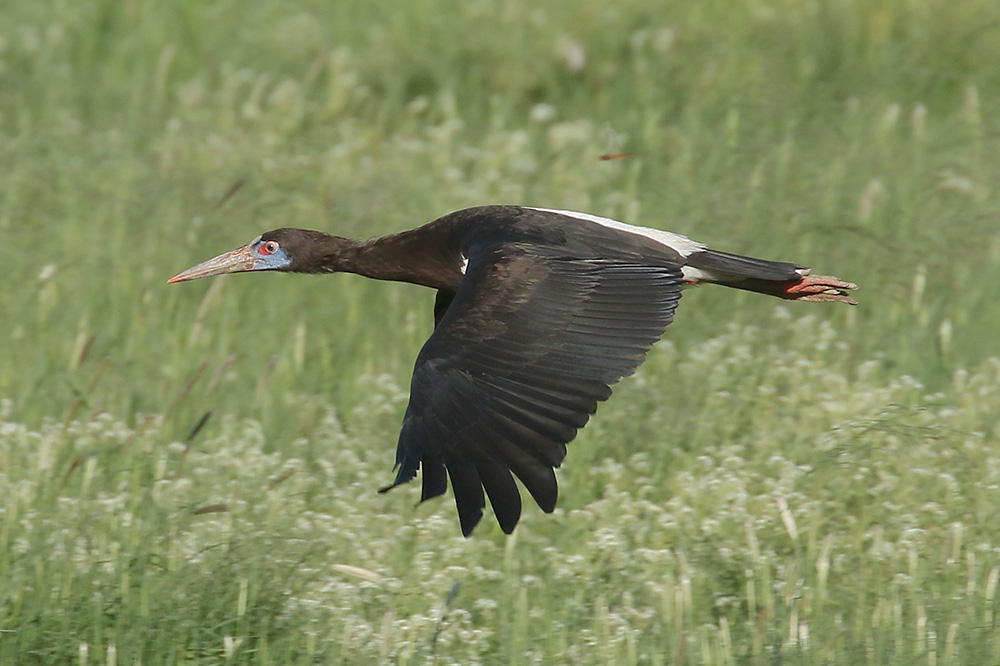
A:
167,230,300,283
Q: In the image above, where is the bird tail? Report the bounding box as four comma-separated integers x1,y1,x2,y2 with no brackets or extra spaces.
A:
684,249,858,304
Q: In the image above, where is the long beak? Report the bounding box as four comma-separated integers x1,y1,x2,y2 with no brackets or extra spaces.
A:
167,245,255,283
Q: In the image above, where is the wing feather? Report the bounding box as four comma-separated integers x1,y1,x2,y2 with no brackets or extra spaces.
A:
386,246,683,534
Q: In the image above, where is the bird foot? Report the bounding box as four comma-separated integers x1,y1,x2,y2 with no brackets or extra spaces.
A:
784,275,858,304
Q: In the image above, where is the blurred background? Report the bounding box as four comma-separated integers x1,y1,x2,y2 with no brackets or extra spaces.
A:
2,0,1000,663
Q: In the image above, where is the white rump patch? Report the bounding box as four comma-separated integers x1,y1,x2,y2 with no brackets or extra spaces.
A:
528,207,705,258
460,254,469,274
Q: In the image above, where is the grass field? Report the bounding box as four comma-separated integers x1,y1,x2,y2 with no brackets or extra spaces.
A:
3,0,1000,663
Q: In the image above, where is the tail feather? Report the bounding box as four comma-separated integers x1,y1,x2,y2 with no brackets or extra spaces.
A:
685,248,806,282
684,249,857,305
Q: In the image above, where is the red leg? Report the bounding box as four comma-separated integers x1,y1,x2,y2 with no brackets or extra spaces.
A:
783,275,858,304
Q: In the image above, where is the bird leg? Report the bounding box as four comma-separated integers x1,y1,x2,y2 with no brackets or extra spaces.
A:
783,275,858,304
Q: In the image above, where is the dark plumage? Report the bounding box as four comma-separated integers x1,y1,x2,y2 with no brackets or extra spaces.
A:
169,205,857,535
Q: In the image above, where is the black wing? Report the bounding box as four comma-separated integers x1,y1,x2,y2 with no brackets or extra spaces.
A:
382,244,683,535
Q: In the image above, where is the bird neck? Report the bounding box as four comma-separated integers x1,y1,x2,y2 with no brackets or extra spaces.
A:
330,228,463,291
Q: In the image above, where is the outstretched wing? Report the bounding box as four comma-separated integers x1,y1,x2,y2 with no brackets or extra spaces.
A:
382,243,684,535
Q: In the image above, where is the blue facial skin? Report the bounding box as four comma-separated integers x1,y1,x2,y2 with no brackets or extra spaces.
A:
250,237,293,271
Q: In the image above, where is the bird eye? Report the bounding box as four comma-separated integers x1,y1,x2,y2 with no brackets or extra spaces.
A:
258,240,279,256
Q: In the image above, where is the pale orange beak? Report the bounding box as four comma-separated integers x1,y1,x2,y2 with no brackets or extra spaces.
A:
167,245,256,284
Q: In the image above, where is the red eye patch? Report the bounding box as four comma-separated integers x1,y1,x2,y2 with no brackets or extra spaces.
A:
258,241,278,256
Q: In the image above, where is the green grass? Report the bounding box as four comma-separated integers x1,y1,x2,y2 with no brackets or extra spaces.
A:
2,0,1000,662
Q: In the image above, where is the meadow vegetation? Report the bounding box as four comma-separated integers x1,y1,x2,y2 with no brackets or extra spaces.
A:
2,0,1000,663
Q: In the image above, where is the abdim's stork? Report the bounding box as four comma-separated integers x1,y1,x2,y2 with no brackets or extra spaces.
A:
169,205,856,535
